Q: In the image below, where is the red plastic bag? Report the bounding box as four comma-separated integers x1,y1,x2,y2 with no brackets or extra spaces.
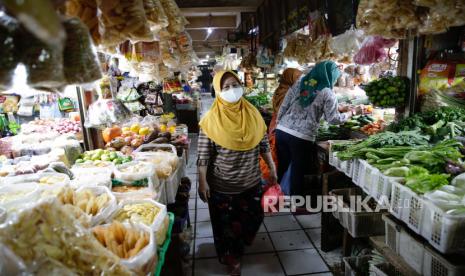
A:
354,36,397,65
261,184,284,213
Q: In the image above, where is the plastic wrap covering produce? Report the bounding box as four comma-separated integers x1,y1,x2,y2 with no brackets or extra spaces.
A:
111,199,169,246
357,0,421,39
65,0,101,45
85,98,132,128
159,0,188,34
0,200,134,275
354,36,397,65
62,18,102,84
93,221,157,275
331,27,365,62
144,0,169,32
96,0,153,47
2,0,65,46
414,0,465,35
0,15,19,91
16,27,65,89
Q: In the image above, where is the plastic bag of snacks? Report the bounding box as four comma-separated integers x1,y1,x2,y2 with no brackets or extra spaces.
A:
163,78,183,93
93,221,157,275
0,183,40,211
0,15,19,91
144,0,169,32
414,0,465,35
0,200,133,275
52,185,117,226
331,27,365,61
62,18,102,85
356,0,420,39
159,0,188,33
111,199,169,246
134,150,178,180
84,98,132,129
112,161,160,200
2,0,65,46
96,0,154,47
177,31,193,53
17,28,66,89
160,40,180,69
132,41,160,64
65,0,101,45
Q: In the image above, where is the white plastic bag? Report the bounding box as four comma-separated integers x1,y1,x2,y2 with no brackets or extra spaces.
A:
331,27,365,59
73,186,117,226
0,244,28,275
110,199,168,246
71,168,112,188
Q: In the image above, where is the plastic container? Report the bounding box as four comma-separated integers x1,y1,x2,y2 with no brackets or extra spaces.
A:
400,185,425,235
371,174,402,207
383,215,400,253
343,255,373,276
423,246,465,276
360,161,377,195
154,212,174,276
351,159,361,182
343,159,354,177
329,151,337,167
371,263,403,276
330,188,386,238
389,180,406,220
398,226,425,274
421,200,465,254
352,159,365,187
134,143,177,155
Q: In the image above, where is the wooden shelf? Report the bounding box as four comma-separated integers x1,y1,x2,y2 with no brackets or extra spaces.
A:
369,236,421,276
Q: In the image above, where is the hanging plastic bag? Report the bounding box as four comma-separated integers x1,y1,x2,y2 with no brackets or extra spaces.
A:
331,27,365,60
353,36,397,65
144,0,169,32
65,0,101,45
2,0,65,46
96,0,154,47
84,98,132,129
159,0,188,34
62,17,102,85
0,15,20,91
261,184,284,213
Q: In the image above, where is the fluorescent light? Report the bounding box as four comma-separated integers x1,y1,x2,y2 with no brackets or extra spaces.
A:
206,55,210,59
207,28,213,34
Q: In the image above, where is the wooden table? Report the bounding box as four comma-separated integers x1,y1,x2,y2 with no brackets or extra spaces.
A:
369,236,421,276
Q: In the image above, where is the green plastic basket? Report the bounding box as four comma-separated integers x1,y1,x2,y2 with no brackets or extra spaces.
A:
154,212,174,276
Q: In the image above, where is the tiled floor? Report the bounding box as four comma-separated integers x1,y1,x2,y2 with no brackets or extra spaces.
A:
184,94,336,275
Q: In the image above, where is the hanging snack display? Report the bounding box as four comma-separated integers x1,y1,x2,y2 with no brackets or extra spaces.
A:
2,0,66,46
96,0,154,47
62,17,102,84
18,27,66,89
415,0,465,34
159,0,188,34
357,0,421,39
144,0,169,33
64,0,101,45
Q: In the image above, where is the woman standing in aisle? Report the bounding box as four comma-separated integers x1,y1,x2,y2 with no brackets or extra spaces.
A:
260,68,302,184
197,70,277,275
276,61,360,196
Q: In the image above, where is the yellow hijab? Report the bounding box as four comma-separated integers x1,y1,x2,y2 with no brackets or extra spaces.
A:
199,70,267,151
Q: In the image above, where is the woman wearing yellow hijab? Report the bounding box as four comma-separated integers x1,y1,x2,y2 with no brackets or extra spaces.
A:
197,70,277,275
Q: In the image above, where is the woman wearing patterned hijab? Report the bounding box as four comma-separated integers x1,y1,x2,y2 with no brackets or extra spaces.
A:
275,61,361,196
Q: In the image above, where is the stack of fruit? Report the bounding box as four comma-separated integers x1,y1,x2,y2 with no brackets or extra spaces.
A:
363,76,408,108
75,149,132,165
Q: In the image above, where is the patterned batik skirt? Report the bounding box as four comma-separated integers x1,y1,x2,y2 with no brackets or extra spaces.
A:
207,184,264,265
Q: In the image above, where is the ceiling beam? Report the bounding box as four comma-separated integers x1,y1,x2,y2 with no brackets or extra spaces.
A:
180,6,256,16
185,15,237,29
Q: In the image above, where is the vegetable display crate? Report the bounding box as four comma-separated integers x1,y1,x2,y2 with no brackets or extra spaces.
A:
389,181,424,235
421,200,465,254
371,263,404,276
154,212,174,276
352,159,365,187
351,159,361,182
330,188,386,238
383,215,425,275
370,174,402,207
343,255,373,276
342,159,355,178
329,151,337,167
422,246,465,276
329,189,348,229
360,161,378,195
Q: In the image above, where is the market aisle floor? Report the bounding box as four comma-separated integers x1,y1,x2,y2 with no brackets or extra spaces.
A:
185,93,336,276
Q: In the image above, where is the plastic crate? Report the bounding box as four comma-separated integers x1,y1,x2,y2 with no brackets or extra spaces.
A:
351,159,361,181
371,174,402,207
421,200,465,254
423,246,465,276
352,159,366,187
330,188,386,238
398,226,425,274
399,185,425,235
343,159,354,177
383,215,400,253
389,181,405,220
343,255,373,276
329,151,337,167
360,161,378,195
371,263,404,276
154,212,174,276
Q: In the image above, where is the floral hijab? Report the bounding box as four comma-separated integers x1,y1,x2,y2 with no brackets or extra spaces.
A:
299,61,341,107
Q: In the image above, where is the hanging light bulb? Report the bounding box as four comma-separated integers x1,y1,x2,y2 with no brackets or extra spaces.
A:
207,27,213,35
206,55,210,59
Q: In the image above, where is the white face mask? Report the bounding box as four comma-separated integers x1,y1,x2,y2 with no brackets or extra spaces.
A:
220,87,243,103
